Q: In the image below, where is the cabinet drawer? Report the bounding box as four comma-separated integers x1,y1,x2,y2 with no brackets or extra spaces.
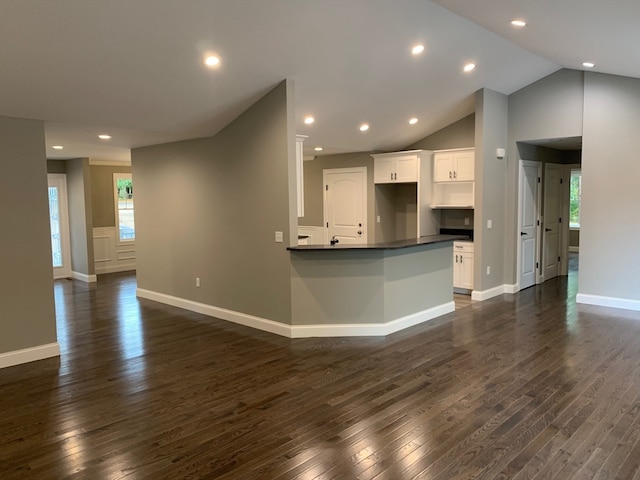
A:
453,241,474,253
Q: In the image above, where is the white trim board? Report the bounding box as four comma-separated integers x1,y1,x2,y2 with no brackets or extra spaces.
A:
472,285,508,301
73,271,97,283
136,288,455,338
0,342,60,369
576,294,640,312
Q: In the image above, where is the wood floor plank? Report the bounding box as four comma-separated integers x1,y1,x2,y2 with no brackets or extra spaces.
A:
1,264,640,479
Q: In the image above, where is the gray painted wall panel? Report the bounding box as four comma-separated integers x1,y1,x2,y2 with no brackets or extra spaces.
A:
66,158,95,276
132,81,293,324
90,165,132,228
0,116,57,354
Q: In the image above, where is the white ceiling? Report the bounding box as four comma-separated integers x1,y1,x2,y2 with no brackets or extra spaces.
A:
0,0,637,163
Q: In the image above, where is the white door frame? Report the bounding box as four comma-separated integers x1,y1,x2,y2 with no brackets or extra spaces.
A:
323,167,367,244
542,163,564,282
517,160,542,291
48,173,73,279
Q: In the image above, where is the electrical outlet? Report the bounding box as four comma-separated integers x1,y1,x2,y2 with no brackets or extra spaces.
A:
487,219,492,229
486,266,491,275
196,277,201,287
275,231,283,243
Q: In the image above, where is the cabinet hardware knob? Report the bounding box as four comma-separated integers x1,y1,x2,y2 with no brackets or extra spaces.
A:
390,172,393,180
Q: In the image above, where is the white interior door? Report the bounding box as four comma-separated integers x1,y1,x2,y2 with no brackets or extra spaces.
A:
543,163,563,281
518,161,541,290
323,167,367,244
48,174,72,279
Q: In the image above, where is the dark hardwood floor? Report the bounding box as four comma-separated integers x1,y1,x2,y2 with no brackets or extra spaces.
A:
2,265,640,479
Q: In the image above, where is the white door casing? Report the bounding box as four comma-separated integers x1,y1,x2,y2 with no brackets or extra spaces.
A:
518,161,541,290
323,167,367,245
48,174,72,279
543,163,563,281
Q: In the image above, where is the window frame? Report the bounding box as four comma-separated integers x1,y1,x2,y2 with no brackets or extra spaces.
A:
113,173,135,245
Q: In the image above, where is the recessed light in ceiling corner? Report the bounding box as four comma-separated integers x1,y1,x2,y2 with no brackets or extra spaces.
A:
409,117,418,125
411,44,425,55
582,62,595,68
304,116,315,125
204,55,221,67
359,123,370,132
511,19,526,27
463,63,476,73
98,134,112,140
314,146,323,152
52,145,64,150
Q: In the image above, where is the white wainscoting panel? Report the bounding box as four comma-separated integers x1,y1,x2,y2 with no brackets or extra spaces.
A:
93,227,136,274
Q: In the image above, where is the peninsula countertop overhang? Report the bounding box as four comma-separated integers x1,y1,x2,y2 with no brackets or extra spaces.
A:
287,234,469,252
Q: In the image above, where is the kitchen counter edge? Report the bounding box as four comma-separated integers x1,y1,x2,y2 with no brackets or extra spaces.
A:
287,234,469,252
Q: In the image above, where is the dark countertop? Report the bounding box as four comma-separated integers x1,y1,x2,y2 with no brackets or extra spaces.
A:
287,234,469,252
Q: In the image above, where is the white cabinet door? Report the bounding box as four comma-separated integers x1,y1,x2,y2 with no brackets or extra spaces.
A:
395,155,418,182
453,241,474,290
454,151,475,181
374,157,395,184
434,153,454,182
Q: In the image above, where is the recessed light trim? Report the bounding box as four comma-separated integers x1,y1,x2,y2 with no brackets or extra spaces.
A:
463,63,476,73
204,55,220,67
409,117,418,125
314,147,323,151
511,19,526,27
52,145,64,150
582,62,595,68
359,124,369,132
411,44,425,55
304,116,315,125
98,134,112,140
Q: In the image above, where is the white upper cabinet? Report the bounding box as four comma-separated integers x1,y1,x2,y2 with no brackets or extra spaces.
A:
372,152,418,183
434,148,474,182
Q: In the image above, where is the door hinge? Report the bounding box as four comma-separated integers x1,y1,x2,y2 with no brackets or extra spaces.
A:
560,178,563,184
326,222,329,228
536,262,539,269
559,217,562,223
325,185,328,191
538,177,541,183
558,256,561,262
537,220,540,226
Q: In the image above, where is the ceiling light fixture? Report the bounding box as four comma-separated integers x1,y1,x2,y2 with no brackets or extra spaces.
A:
463,63,476,73
582,62,595,68
314,147,323,151
359,124,369,132
411,44,425,55
304,116,315,125
511,19,526,27
98,134,112,140
52,145,63,150
204,55,220,67
409,117,418,125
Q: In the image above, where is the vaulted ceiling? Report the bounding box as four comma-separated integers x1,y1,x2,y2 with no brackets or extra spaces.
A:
0,0,637,162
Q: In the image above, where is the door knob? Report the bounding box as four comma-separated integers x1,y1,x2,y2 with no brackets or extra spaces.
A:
545,228,552,232
357,230,362,235
520,232,528,236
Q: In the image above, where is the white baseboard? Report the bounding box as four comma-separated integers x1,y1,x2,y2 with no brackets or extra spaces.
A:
504,283,519,294
72,271,97,283
290,302,455,338
0,342,60,369
96,263,136,275
472,285,506,301
136,288,291,337
576,293,640,312
136,288,455,338
569,246,579,253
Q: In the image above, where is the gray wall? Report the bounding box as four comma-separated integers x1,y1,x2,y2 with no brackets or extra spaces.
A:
132,81,294,324
47,159,67,174
506,69,584,284
408,114,475,150
475,88,509,292
579,72,640,302
0,116,57,355
66,158,95,276
90,164,132,228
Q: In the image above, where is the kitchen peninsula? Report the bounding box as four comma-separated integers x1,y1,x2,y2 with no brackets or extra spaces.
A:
288,234,466,337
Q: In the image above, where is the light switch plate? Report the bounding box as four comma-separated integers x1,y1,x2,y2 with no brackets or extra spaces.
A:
275,231,283,243
487,219,492,229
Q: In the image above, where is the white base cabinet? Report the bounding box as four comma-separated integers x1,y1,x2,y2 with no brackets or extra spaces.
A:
453,241,474,292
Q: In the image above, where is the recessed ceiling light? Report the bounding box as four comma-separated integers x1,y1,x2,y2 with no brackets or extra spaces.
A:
304,116,315,125
582,62,595,68
463,63,476,73
511,19,526,27
411,44,425,55
204,55,220,67
359,124,369,132
52,145,63,150
409,117,418,125
98,134,112,140
314,146,323,151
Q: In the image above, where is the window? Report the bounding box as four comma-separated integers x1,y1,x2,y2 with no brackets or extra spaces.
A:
570,169,581,228
114,173,135,242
